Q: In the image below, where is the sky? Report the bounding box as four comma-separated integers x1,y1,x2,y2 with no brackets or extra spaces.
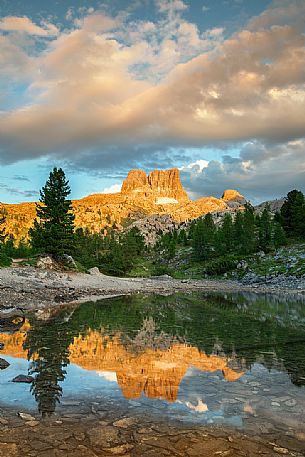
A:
0,0,304,204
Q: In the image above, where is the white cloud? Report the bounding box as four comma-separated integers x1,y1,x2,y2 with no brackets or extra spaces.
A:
0,0,304,205
102,183,122,194
179,159,209,172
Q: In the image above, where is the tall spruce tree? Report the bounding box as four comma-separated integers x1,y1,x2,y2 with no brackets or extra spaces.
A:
0,213,7,245
258,207,273,252
280,190,305,239
193,213,216,260
216,213,234,256
29,168,75,256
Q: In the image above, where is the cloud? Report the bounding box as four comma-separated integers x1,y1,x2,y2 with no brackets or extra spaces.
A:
156,0,188,13
0,35,35,80
102,183,122,194
13,175,30,182
0,183,38,198
0,0,304,204
180,139,305,203
0,16,59,36
179,159,209,172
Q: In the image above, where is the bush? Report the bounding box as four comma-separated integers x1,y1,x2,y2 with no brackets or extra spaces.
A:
151,265,172,276
0,250,11,267
204,255,242,276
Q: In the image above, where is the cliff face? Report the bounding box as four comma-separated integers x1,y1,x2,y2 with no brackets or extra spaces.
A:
121,168,188,203
0,168,245,242
222,189,246,208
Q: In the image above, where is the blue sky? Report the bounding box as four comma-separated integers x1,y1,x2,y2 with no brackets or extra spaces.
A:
0,0,304,203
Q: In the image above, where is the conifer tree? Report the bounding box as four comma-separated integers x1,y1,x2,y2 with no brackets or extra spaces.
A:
0,214,7,245
193,213,216,260
281,190,305,239
29,168,75,256
258,207,272,252
273,222,287,248
216,213,234,256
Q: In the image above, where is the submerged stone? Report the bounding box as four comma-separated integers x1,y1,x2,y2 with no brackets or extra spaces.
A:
12,375,34,383
0,357,10,369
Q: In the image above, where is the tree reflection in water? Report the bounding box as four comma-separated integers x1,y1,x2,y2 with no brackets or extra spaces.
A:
18,292,305,415
23,317,74,416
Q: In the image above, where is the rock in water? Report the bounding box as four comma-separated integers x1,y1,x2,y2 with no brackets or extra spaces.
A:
12,375,34,383
0,358,10,370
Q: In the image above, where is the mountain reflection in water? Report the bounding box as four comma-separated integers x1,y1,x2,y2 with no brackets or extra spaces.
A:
1,292,305,418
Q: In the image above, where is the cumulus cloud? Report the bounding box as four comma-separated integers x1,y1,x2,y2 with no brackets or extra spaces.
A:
0,16,58,36
0,0,304,202
180,139,305,203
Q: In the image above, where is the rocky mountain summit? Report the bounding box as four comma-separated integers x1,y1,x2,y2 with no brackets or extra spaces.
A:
0,168,245,242
121,168,188,203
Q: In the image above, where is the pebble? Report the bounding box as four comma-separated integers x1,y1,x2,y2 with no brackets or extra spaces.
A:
18,412,36,421
25,421,40,427
273,447,289,454
285,399,297,407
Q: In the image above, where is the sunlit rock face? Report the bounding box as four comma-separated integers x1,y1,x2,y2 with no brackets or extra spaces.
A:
121,168,189,203
1,325,243,402
222,189,247,208
0,168,245,242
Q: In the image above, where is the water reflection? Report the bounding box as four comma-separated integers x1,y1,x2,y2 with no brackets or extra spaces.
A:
1,292,305,421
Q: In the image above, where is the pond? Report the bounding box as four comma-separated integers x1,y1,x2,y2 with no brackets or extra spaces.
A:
1,292,305,437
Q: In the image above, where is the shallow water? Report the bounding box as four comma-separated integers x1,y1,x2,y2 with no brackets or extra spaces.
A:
1,292,305,436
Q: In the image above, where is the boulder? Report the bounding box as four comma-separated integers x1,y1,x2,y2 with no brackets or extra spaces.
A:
36,256,58,270
0,358,10,370
88,267,100,275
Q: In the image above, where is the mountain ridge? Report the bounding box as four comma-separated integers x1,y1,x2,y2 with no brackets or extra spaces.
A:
0,168,246,242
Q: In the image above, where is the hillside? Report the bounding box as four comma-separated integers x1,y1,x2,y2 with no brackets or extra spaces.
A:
0,168,245,241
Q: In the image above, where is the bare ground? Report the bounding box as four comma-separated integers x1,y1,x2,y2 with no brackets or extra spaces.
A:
0,266,305,312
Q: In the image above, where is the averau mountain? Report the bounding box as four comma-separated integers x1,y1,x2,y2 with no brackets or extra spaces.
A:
0,168,245,241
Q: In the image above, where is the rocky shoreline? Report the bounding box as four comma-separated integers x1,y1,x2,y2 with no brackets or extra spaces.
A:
0,402,304,457
0,266,305,312
1,266,305,456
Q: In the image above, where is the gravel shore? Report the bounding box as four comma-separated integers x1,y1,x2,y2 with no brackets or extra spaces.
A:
0,266,305,312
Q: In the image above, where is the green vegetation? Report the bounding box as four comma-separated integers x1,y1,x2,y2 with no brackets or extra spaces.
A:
0,166,304,280
74,226,145,276
279,189,305,239
29,167,76,257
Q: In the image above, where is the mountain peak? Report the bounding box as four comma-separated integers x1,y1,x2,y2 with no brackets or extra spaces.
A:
121,168,188,203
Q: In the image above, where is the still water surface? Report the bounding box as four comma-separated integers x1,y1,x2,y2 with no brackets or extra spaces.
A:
1,292,305,435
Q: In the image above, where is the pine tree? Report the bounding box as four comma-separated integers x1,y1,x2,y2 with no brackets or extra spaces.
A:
281,190,305,239
273,222,287,248
29,168,75,256
193,213,216,260
216,213,234,256
0,213,7,245
258,207,272,252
